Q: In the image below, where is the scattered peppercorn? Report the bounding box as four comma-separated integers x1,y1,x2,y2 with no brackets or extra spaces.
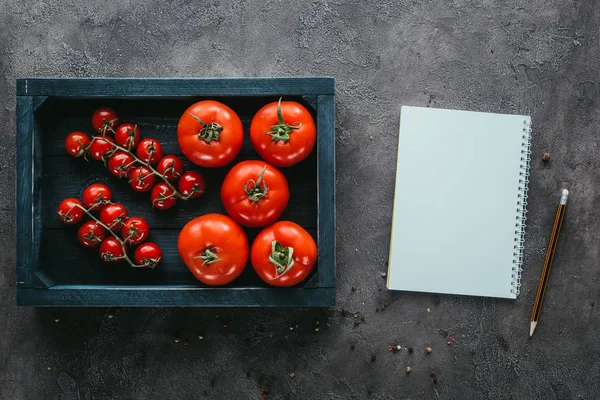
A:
430,370,435,377
376,307,380,312
542,153,550,161
405,366,412,374
261,394,267,399
433,377,438,384
342,308,349,314
371,354,377,362
451,334,455,339
388,345,393,352
351,285,357,292
350,344,356,350
426,347,432,354
408,347,413,354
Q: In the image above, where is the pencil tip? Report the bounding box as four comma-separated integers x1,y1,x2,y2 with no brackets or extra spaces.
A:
530,321,537,337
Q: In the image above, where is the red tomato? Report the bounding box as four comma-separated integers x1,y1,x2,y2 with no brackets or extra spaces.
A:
129,166,156,192
99,203,128,232
91,107,119,135
82,183,112,211
99,237,127,263
136,138,163,165
114,123,141,151
177,100,244,168
107,151,136,178
57,198,85,225
151,182,177,210
121,217,150,245
65,132,91,158
178,171,206,199
77,221,107,248
89,136,115,160
220,160,289,228
156,155,184,182
250,99,316,167
251,221,317,287
134,242,162,268
178,214,248,286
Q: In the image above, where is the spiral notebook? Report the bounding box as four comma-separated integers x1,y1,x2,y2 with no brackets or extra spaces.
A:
386,106,532,299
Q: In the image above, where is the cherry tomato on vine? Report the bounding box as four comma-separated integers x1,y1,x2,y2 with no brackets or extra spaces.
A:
134,242,162,268
99,237,127,263
251,221,317,287
114,123,141,151
178,214,248,286
129,166,156,192
177,100,244,168
220,160,289,228
65,132,91,158
107,151,136,178
77,221,107,248
178,171,206,199
92,107,119,135
136,138,163,165
82,183,112,211
99,203,128,232
57,198,85,225
120,217,150,245
156,155,184,182
151,182,177,210
89,136,115,160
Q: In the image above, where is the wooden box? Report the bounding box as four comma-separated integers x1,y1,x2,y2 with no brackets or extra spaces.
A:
16,78,335,307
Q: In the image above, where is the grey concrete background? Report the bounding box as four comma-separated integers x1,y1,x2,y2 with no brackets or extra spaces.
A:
1,0,599,399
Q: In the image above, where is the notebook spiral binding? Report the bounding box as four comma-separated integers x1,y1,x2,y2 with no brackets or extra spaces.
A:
511,118,532,295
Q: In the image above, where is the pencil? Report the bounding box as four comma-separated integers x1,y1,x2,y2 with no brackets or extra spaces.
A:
530,189,569,337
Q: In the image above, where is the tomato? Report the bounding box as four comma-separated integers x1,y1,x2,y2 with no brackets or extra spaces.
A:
251,221,317,287
177,100,244,168
65,132,91,158
82,183,112,211
250,98,316,167
178,214,248,286
220,160,289,228
120,217,150,245
136,138,163,165
134,242,162,268
99,237,127,263
99,203,128,232
57,198,85,225
129,166,156,192
107,151,136,178
114,123,141,151
77,221,107,248
156,155,184,182
89,136,115,160
151,182,177,210
178,171,206,199
91,107,119,135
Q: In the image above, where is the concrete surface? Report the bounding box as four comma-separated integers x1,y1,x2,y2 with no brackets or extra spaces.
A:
1,0,599,399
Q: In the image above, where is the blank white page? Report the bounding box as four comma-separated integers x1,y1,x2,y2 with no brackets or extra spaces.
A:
387,106,531,299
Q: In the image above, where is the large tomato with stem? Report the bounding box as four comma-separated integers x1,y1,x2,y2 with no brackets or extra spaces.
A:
251,221,317,287
177,100,243,168
178,214,248,286
220,160,289,228
250,98,316,167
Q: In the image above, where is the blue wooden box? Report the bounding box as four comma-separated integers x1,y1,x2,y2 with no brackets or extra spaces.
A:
16,78,335,307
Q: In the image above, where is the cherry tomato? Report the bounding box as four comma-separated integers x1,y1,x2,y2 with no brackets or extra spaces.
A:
82,183,112,211
177,100,244,168
250,99,316,167
57,198,85,225
89,136,115,160
136,138,163,165
251,221,317,287
99,203,128,232
134,242,162,268
178,214,248,286
151,182,177,210
114,123,141,151
156,155,184,182
77,221,107,248
107,151,136,178
64,132,91,158
99,237,127,263
92,107,119,135
120,217,150,245
178,171,206,199
220,160,289,228
129,166,156,192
